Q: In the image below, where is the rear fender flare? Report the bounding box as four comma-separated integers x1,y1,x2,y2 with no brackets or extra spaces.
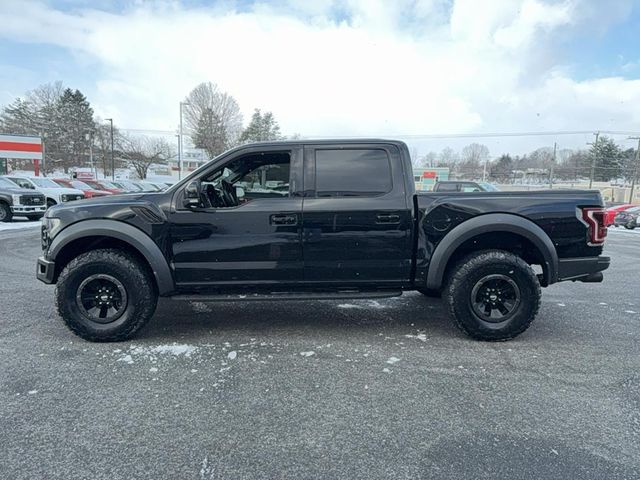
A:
425,213,558,290
48,219,174,295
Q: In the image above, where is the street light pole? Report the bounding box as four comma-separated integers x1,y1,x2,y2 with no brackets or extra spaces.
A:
628,137,640,204
178,101,191,181
106,118,115,181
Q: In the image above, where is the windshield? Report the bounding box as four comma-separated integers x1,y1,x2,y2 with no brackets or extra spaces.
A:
29,177,61,188
479,183,500,192
0,177,17,188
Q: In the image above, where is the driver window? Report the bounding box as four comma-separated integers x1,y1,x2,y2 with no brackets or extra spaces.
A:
200,151,291,208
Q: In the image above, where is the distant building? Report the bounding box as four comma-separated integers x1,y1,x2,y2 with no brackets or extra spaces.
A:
413,167,449,191
167,147,209,173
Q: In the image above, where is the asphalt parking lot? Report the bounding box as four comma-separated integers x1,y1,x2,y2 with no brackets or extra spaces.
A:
0,224,639,480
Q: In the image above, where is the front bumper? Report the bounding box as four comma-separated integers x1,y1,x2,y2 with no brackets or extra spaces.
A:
36,256,56,284
557,256,610,282
11,205,47,214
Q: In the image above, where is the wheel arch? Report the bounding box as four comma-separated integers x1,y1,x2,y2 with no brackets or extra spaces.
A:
425,213,558,290
48,220,175,295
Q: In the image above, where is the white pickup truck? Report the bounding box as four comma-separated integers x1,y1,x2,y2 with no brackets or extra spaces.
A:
4,175,84,208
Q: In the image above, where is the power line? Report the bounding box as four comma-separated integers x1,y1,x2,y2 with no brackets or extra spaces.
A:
299,130,640,140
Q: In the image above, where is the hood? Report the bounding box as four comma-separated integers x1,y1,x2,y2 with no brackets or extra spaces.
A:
1,185,43,196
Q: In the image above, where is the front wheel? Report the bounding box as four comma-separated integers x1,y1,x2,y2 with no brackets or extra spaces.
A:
624,223,636,230
444,250,540,341
0,202,12,222
55,249,158,341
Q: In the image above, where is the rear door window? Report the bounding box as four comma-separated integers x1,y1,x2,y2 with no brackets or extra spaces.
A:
314,149,392,197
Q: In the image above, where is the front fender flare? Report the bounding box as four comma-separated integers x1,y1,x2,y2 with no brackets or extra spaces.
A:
48,219,175,295
425,213,558,290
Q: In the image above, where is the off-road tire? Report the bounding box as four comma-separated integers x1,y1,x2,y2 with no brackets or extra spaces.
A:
0,202,12,222
444,250,540,341
417,287,441,298
55,249,157,342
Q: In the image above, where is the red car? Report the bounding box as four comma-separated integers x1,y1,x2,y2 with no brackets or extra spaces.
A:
605,204,635,226
53,179,113,198
82,179,125,195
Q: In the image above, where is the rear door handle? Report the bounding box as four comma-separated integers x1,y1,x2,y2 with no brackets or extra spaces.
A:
270,214,298,225
376,214,401,224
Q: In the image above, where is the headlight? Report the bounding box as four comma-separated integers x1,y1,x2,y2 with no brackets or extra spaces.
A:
11,194,21,204
61,194,69,202
41,216,62,244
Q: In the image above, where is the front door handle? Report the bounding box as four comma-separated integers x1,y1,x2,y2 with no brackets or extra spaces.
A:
270,214,298,225
376,213,401,224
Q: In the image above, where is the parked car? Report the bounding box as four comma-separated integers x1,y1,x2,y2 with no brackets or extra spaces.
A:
613,206,640,229
53,179,113,199
433,181,490,192
133,181,162,192
0,176,47,222
81,180,125,195
605,203,634,226
111,180,143,193
3,175,84,207
37,139,609,343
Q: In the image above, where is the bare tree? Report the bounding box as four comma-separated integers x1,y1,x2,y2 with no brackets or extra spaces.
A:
183,82,243,158
118,134,174,180
460,143,489,179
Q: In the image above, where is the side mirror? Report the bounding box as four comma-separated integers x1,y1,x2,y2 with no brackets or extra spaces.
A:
183,180,201,208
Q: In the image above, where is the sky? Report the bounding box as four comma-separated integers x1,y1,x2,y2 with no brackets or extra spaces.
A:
0,0,639,157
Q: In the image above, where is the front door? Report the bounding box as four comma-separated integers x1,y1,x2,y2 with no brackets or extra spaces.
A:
301,144,413,287
169,146,303,289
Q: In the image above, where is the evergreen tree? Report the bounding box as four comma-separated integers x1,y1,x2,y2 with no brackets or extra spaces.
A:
591,136,622,181
56,89,95,172
239,109,282,143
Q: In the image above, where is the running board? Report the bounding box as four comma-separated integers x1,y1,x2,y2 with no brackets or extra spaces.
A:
170,290,402,302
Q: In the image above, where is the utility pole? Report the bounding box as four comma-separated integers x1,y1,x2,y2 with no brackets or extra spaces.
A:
549,142,557,189
629,136,640,204
587,132,599,189
105,118,115,181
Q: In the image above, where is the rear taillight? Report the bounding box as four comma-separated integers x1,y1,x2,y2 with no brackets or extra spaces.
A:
581,207,607,245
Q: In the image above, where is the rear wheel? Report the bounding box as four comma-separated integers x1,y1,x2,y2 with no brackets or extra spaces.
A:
444,250,540,341
55,249,157,341
0,202,12,222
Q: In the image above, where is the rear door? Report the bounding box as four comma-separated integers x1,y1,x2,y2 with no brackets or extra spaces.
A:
301,143,413,287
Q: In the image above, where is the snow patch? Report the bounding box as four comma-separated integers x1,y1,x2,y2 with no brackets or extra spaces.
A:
405,333,427,342
386,356,401,364
624,310,637,314
300,351,315,357
337,303,362,309
227,351,237,360
382,368,391,373
118,354,134,364
27,390,38,395
557,303,566,307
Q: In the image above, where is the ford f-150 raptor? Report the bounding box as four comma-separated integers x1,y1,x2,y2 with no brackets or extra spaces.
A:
36,139,609,342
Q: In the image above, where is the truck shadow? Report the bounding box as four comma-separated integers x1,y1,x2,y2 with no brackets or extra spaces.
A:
138,292,462,342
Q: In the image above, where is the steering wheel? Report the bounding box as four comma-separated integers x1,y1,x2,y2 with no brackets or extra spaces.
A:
221,180,238,207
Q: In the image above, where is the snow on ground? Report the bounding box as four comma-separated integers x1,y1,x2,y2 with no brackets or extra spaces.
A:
608,226,640,236
0,219,40,231
117,343,199,363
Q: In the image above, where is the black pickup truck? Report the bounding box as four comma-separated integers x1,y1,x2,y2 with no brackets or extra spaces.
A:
37,139,609,342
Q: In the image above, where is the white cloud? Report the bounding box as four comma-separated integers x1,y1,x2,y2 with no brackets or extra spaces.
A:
0,0,638,153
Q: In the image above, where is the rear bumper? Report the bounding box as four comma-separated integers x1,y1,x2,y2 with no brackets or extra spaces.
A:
36,256,56,284
557,256,610,282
